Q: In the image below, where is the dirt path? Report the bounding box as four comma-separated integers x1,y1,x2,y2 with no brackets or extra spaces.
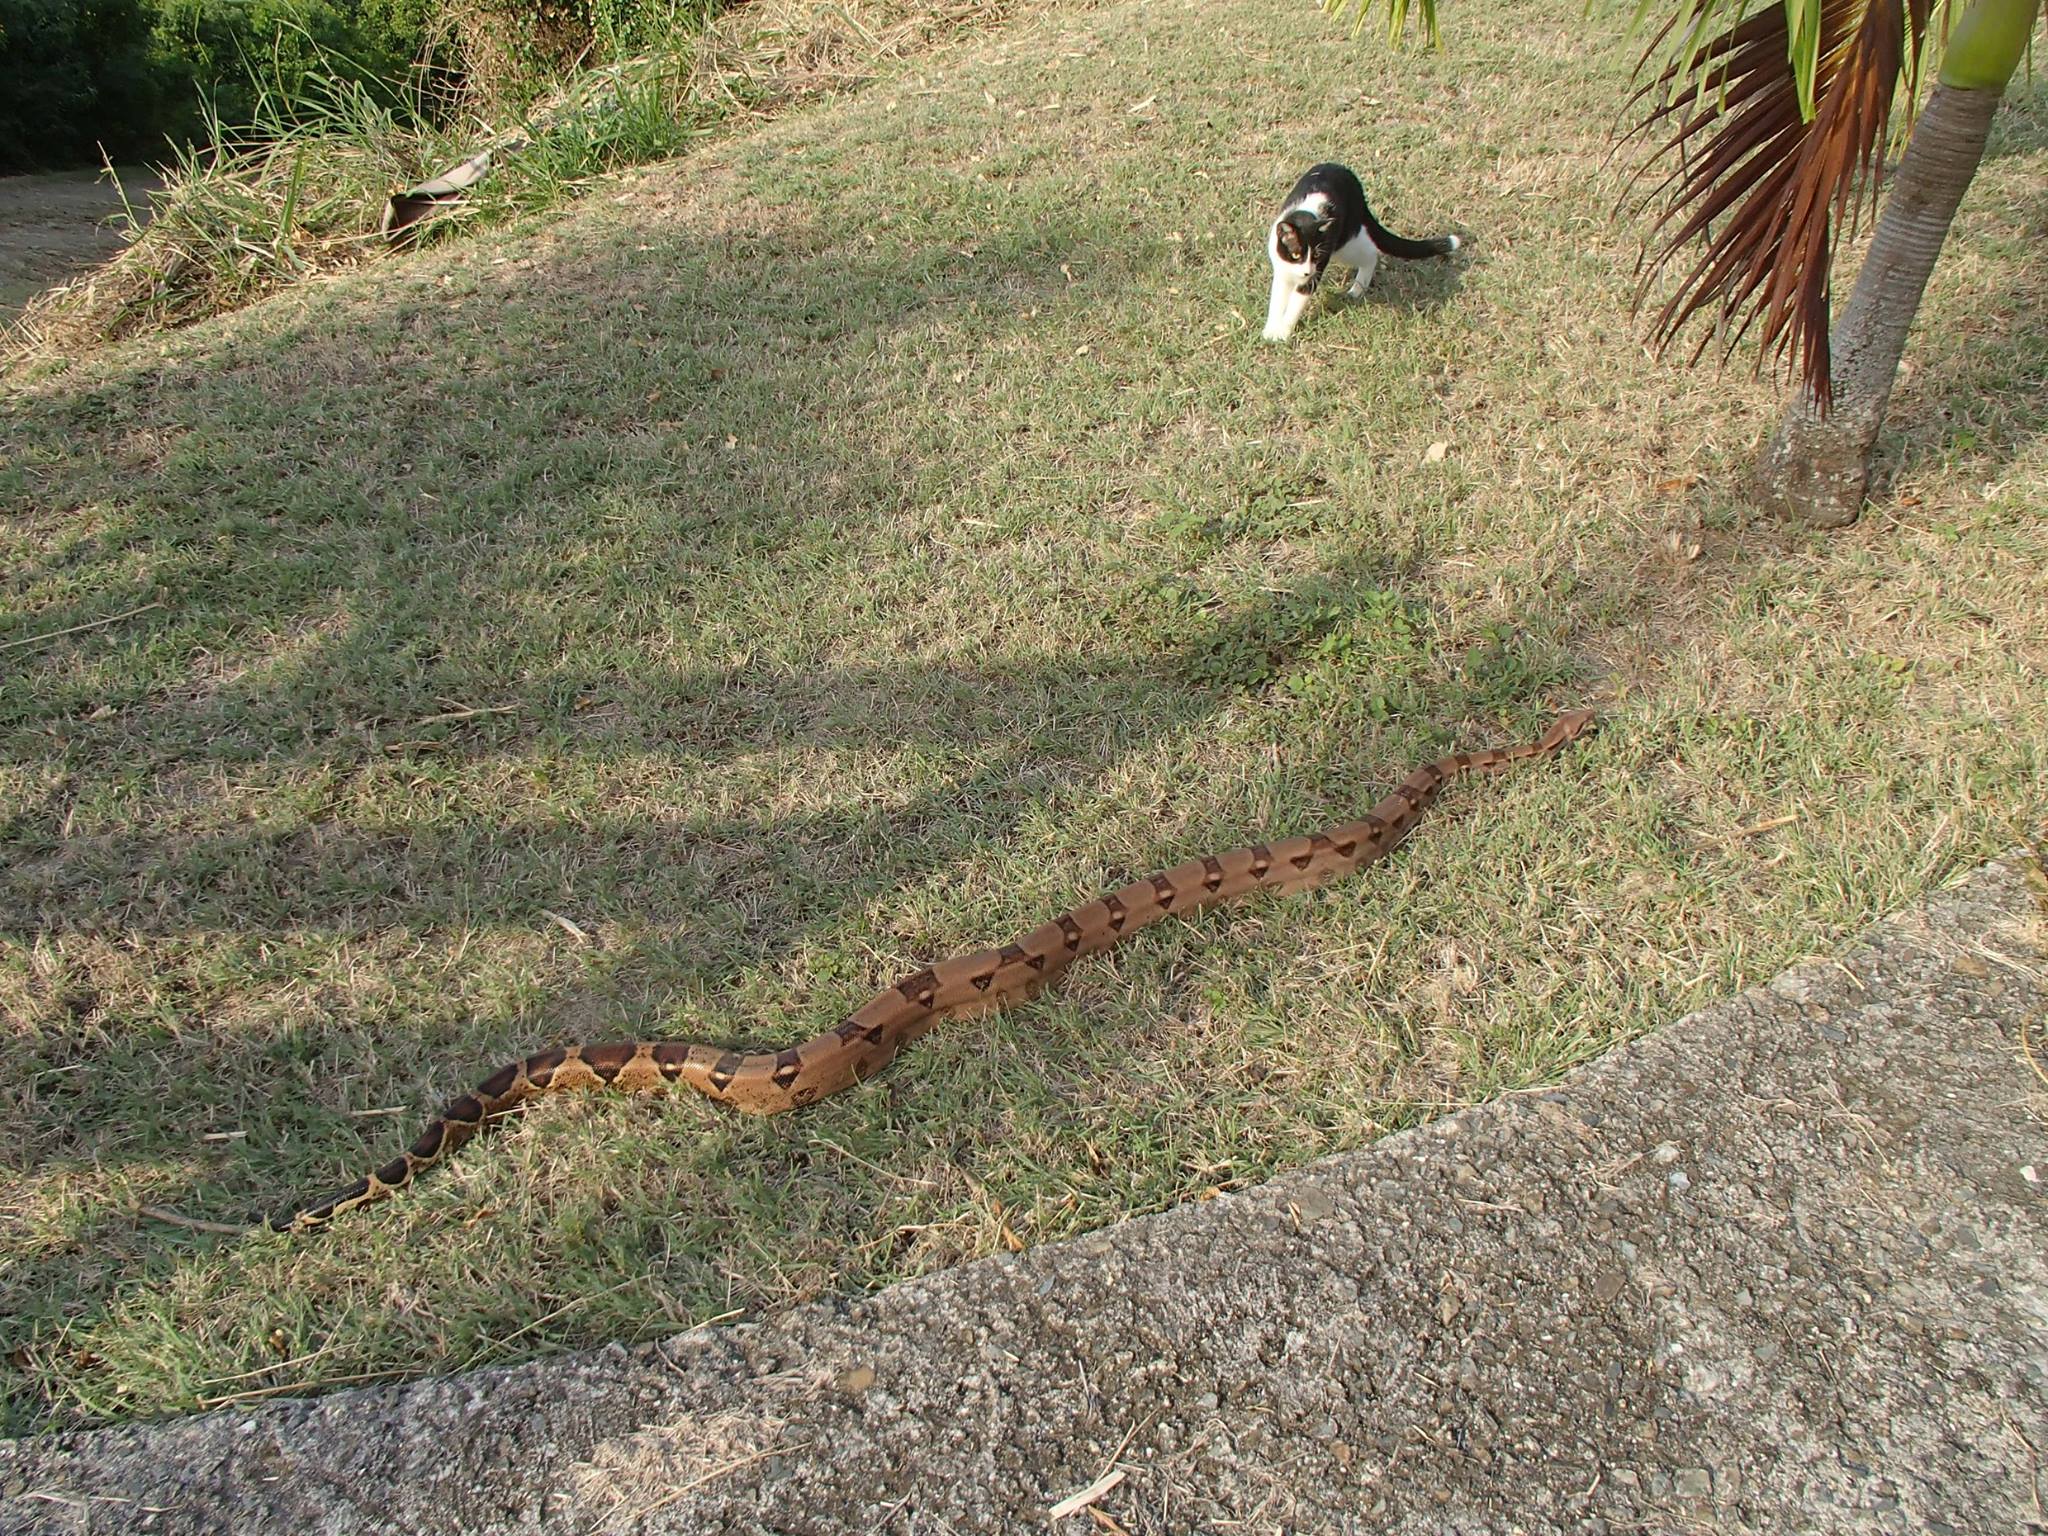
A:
3,848,2042,1534
0,168,162,318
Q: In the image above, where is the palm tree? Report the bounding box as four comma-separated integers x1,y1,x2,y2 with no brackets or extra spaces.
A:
1336,0,2041,528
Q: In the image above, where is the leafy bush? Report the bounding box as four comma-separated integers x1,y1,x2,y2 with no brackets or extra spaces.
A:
150,0,438,135
0,0,171,170
0,0,436,172
439,0,722,109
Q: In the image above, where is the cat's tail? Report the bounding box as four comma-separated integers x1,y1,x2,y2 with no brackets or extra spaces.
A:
1361,205,1462,262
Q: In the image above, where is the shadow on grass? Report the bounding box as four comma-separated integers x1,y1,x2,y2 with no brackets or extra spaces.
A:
1359,245,1471,317
1983,80,2047,163
0,170,1606,1429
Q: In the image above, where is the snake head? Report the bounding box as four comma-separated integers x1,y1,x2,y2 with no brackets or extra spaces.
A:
1539,708,1598,751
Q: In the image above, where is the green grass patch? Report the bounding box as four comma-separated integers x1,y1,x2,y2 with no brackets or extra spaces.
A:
0,0,2043,1431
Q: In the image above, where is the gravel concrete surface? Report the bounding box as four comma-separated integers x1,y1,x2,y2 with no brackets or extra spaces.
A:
4,849,2044,1535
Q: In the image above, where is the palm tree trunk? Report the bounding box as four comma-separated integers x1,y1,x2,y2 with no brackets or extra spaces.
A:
1753,80,2005,528
1755,0,2039,530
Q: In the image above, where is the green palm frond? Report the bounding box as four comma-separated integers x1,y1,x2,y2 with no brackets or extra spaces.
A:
1622,0,1939,405
1324,0,1442,49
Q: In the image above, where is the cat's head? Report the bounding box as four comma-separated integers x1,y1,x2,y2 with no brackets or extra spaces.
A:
1271,209,1329,271
1264,210,1330,341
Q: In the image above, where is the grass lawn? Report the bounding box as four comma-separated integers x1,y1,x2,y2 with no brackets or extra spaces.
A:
1,0,2043,1431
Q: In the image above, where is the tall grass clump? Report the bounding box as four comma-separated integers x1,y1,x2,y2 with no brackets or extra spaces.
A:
12,71,433,345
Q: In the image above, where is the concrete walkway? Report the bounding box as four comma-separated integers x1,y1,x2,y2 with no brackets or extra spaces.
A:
0,169,160,319
4,850,2044,1535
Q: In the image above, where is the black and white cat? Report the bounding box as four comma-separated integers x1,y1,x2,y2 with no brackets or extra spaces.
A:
1263,163,1462,342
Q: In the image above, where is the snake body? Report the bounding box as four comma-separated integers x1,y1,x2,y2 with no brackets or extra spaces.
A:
274,709,1595,1231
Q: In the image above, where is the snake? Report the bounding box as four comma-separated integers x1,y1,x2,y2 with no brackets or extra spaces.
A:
269,709,1595,1232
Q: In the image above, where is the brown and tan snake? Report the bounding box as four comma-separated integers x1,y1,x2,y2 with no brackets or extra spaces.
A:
268,709,1595,1231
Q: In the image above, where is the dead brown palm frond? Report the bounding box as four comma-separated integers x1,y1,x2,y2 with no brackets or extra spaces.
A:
1622,0,1936,408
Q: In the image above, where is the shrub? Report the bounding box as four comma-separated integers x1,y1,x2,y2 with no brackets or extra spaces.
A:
0,0,439,173
149,0,438,139
0,0,170,170
438,0,722,109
